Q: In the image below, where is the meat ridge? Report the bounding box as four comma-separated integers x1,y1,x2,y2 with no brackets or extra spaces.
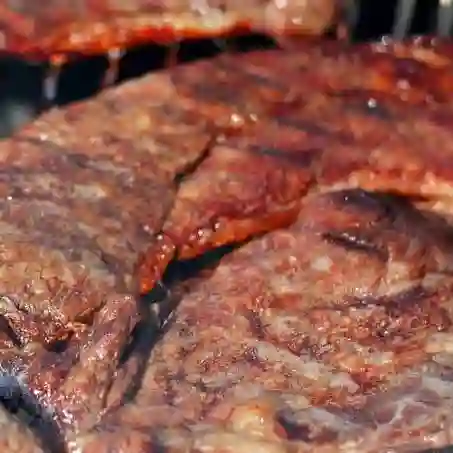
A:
138,121,321,293
73,190,453,453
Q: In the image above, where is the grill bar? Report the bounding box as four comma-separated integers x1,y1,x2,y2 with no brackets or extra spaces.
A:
344,0,453,40
392,0,418,39
437,0,453,36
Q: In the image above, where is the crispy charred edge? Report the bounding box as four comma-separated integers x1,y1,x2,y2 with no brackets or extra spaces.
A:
0,2,342,62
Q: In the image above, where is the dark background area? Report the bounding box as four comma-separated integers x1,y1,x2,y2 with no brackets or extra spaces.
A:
0,0,446,137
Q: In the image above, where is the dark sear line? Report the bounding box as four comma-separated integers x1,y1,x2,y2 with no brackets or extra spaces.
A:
322,230,389,260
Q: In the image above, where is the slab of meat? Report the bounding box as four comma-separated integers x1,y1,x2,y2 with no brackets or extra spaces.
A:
0,66,214,448
71,189,453,452
0,0,339,61
135,36,453,293
5,35,453,451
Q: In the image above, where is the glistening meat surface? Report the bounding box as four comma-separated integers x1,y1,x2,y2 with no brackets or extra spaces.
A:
73,190,453,453
137,37,453,293
0,0,339,61
0,68,213,448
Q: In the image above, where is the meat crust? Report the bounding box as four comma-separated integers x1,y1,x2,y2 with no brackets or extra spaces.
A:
0,0,338,61
0,64,213,447
137,36,453,293
72,190,453,453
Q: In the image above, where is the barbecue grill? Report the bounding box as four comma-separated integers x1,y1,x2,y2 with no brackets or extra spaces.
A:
1,0,453,138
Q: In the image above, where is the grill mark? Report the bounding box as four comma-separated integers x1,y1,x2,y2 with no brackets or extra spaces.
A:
0,167,157,243
173,57,288,120
333,287,452,344
0,199,128,287
248,145,321,169
322,230,388,261
216,55,288,92
0,137,173,278
232,50,453,153
245,310,266,341
13,136,165,184
275,116,336,138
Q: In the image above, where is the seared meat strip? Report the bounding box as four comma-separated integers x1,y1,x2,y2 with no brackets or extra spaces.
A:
73,189,453,452
0,0,339,61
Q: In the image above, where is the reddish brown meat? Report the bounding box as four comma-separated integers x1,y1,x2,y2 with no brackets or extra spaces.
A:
71,189,453,453
136,36,453,293
4,36,453,452
0,0,339,61
0,67,214,447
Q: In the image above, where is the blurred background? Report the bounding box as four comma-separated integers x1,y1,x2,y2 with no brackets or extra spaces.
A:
0,0,448,138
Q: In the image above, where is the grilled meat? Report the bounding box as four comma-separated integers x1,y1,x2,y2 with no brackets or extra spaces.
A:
0,69,213,444
71,189,453,453
0,0,339,61
1,36,453,451
137,36,453,293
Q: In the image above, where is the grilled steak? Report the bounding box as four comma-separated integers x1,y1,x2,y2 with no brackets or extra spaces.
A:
2,35,453,452
0,0,339,61
0,68,213,446
137,36,453,293
70,189,453,453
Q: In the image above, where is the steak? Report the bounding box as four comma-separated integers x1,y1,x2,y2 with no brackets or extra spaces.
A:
137,36,453,293
70,189,453,453
0,0,339,61
2,36,453,452
0,66,213,447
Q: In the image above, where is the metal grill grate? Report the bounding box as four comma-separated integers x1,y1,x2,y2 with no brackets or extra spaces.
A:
345,0,453,40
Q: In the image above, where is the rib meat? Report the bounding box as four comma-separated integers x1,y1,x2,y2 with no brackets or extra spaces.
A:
71,189,453,452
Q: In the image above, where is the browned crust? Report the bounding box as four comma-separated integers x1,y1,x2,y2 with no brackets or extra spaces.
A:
0,0,338,61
